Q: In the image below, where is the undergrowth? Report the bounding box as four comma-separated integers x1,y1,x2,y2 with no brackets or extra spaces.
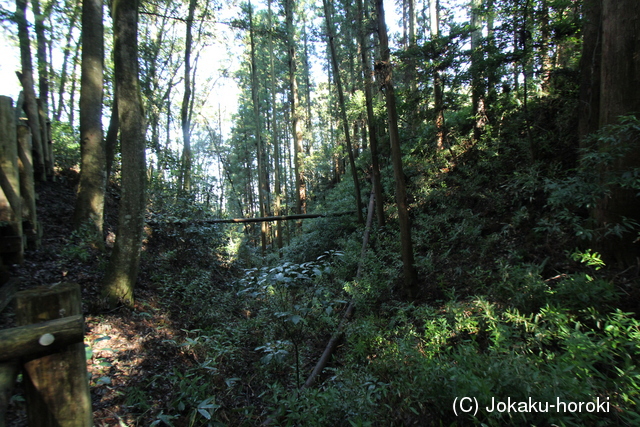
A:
135,109,640,425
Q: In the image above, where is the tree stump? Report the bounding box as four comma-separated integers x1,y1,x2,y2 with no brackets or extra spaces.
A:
15,283,92,426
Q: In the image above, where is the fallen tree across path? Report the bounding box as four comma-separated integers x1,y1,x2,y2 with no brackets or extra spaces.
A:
146,211,356,225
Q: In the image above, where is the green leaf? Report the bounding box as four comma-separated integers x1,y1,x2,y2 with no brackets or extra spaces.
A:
85,345,93,360
198,408,212,420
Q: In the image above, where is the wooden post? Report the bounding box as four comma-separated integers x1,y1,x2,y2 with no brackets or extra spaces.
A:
17,122,40,249
0,278,20,427
0,96,23,264
0,360,18,427
15,283,93,427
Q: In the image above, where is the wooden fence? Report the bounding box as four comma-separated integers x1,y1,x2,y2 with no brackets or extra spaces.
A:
0,282,93,426
1,95,91,425
0,95,43,267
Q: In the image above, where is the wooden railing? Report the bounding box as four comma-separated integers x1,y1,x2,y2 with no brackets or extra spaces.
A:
0,95,43,267
0,282,92,426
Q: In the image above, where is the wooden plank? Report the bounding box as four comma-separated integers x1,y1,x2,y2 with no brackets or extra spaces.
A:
0,278,19,313
16,283,92,426
17,123,39,249
0,315,84,363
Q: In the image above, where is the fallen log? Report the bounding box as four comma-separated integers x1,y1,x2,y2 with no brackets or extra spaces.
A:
302,192,375,389
147,211,356,226
260,195,375,426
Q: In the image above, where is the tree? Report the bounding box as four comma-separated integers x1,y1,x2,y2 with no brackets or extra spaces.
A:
180,0,197,193
590,0,640,267
247,1,270,254
74,0,105,245
15,0,46,181
577,0,602,143
103,0,146,307
322,0,364,224
268,0,284,251
54,1,81,123
429,0,445,149
356,0,384,227
375,0,417,297
284,0,306,216
30,0,53,177
470,0,487,140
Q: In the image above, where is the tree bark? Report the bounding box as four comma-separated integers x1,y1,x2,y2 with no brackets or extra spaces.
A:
593,0,640,267
375,0,417,298
103,0,146,307
577,0,602,144
74,0,105,246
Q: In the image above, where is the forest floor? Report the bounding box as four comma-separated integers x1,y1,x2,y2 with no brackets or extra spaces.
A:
4,131,640,426
3,171,212,426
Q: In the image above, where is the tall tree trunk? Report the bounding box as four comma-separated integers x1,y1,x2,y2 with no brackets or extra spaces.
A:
408,0,415,47
74,0,105,245
375,0,417,298
180,0,197,193
593,0,640,267
323,0,364,224
577,0,602,144
485,0,497,125
54,2,81,123
520,0,535,160
248,2,269,254
285,0,306,216
15,0,45,181
31,0,53,178
470,0,486,141
430,0,445,149
103,0,146,307
302,16,313,133
68,43,81,128
538,0,552,91
357,0,385,227
268,0,283,252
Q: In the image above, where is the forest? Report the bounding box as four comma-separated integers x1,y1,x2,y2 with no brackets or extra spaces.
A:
0,0,639,425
